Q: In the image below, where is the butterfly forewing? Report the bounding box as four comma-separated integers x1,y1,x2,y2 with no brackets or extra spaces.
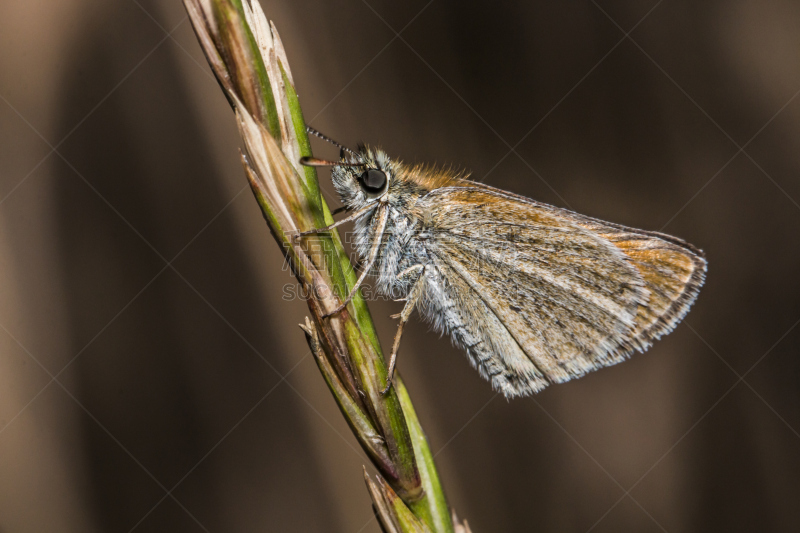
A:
417,186,704,396
572,216,707,348
460,180,708,347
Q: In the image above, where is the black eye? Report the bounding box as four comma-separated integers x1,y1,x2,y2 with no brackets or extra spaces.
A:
358,169,387,194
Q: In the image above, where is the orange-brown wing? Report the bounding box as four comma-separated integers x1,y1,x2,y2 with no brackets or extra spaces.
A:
567,215,706,349
417,186,705,397
461,180,708,352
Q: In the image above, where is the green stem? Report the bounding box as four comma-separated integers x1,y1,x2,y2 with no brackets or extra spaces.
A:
396,377,455,533
183,1,461,530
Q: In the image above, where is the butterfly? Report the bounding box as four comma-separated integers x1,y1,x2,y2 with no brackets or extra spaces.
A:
299,128,707,398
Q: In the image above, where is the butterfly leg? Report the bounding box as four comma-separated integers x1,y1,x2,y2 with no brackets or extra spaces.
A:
292,203,377,241
381,265,425,395
322,204,389,318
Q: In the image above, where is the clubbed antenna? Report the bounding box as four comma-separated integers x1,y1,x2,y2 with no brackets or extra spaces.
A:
300,156,366,167
306,125,359,157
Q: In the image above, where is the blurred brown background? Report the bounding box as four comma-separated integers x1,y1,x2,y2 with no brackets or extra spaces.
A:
1,1,799,532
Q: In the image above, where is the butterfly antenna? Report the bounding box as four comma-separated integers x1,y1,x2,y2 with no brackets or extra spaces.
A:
306,126,359,157
300,156,367,167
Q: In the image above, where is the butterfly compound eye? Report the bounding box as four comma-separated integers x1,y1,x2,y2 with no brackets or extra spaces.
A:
358,169,387,195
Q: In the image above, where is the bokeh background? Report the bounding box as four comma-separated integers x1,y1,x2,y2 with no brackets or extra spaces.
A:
1,1,799,532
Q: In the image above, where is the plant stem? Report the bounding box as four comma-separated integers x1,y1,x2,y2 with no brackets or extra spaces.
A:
183,1,466,530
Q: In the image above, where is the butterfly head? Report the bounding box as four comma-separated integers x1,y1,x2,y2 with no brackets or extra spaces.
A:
329,146,398,210
301,128,445,213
